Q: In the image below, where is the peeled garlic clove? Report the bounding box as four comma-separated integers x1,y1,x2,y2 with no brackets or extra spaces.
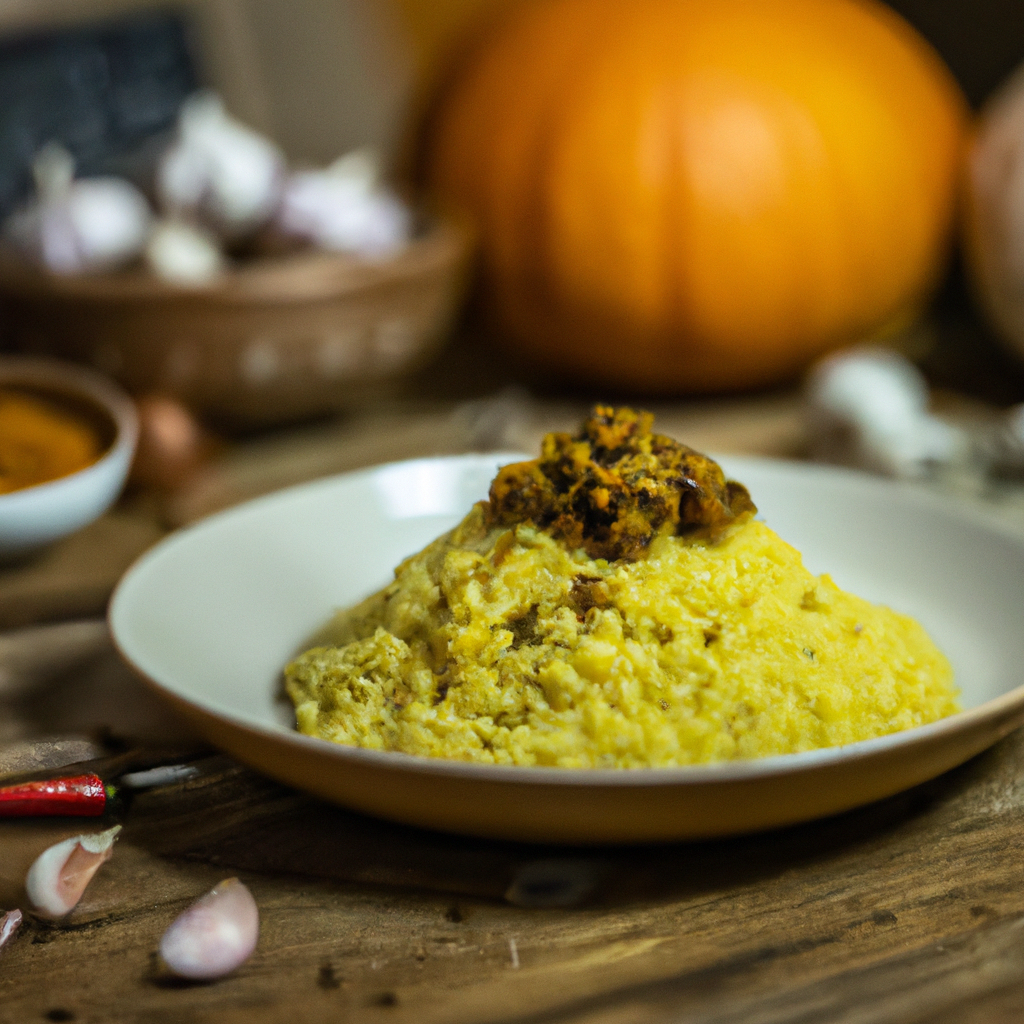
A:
0,909,23,954
145,220,225,285
806,347,929,432
159,878,259,979
25,825,121,919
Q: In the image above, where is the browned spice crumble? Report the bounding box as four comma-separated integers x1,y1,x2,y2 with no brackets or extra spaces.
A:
487,406,756,561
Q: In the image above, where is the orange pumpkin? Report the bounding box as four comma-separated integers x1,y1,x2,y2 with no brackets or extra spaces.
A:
425,0,968,392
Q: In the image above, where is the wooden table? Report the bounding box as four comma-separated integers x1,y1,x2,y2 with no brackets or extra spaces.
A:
4,359,1024,1023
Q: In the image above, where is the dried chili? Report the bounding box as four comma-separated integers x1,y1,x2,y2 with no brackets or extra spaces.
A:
0,773,112,817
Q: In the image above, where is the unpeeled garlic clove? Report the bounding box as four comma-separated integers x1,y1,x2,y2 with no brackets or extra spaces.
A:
159,878,259,979
0,909,23,954
25,825,121,919
145,219,225,285
805,347,969,479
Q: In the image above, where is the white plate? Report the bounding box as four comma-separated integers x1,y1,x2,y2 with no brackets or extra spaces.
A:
109,454,1024,844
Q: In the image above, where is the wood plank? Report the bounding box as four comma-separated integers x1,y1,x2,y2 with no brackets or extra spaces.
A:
2,727,1024,1023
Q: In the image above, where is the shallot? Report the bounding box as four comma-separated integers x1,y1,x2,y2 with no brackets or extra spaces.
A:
25,825,121,919
159,878,259,979
130,395,210,491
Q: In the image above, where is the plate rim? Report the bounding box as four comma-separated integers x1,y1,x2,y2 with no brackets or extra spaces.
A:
109,451,1024,790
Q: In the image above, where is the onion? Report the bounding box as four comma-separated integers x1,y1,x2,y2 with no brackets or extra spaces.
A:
159,878,259,979
964,62,1024,359
145,220,225,285
25,825,121,919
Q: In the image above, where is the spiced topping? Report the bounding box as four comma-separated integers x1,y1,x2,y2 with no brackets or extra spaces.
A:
487,406,756,560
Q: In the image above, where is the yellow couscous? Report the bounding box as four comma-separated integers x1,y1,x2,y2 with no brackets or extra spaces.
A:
285,407,958,767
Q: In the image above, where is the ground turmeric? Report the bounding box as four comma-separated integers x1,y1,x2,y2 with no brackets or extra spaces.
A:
0,388,104,494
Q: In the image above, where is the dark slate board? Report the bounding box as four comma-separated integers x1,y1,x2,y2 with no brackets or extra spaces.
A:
0,11,197,219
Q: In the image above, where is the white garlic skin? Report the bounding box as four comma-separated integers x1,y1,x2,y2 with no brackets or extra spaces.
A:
964,62,1024,359
145,220,225,285
805,348,968,479
25,825,121,919
0,909,23,954
3,143,150,275
159,878,259,979
276,148,411,259
157,92,284,236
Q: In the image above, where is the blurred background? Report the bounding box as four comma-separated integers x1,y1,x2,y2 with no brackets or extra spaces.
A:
3,0,1024,625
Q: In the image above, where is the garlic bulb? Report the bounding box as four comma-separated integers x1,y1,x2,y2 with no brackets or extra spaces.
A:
159,878,259,979
25,825,121,919
3,143,151,274
276,148,411,258
805,348,969,479
157,92,284,236
964,63,1024,358
145,220,225,285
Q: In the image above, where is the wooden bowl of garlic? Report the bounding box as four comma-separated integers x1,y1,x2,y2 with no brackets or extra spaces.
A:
0,216,471,428
0,98,472,428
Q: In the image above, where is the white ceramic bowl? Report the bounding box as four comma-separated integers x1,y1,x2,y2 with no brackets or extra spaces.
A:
110,454,1024,844
0,356,138,558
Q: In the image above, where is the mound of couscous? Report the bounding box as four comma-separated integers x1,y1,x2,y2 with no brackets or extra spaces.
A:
285,407,958,767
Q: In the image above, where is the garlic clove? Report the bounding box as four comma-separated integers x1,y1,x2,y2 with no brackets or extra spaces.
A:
25,825,121,919
68,179,152,269
159,878,259,979
145,220,225,285
0,909,23,954
805,347,969,479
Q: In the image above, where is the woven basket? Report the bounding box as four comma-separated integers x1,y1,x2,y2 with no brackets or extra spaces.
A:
0,217,471,427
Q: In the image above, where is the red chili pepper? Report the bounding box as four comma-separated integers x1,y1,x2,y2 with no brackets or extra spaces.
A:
0,773,112,817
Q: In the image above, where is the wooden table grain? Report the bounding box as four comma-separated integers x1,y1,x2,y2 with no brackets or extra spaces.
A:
3,381,1024,1024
